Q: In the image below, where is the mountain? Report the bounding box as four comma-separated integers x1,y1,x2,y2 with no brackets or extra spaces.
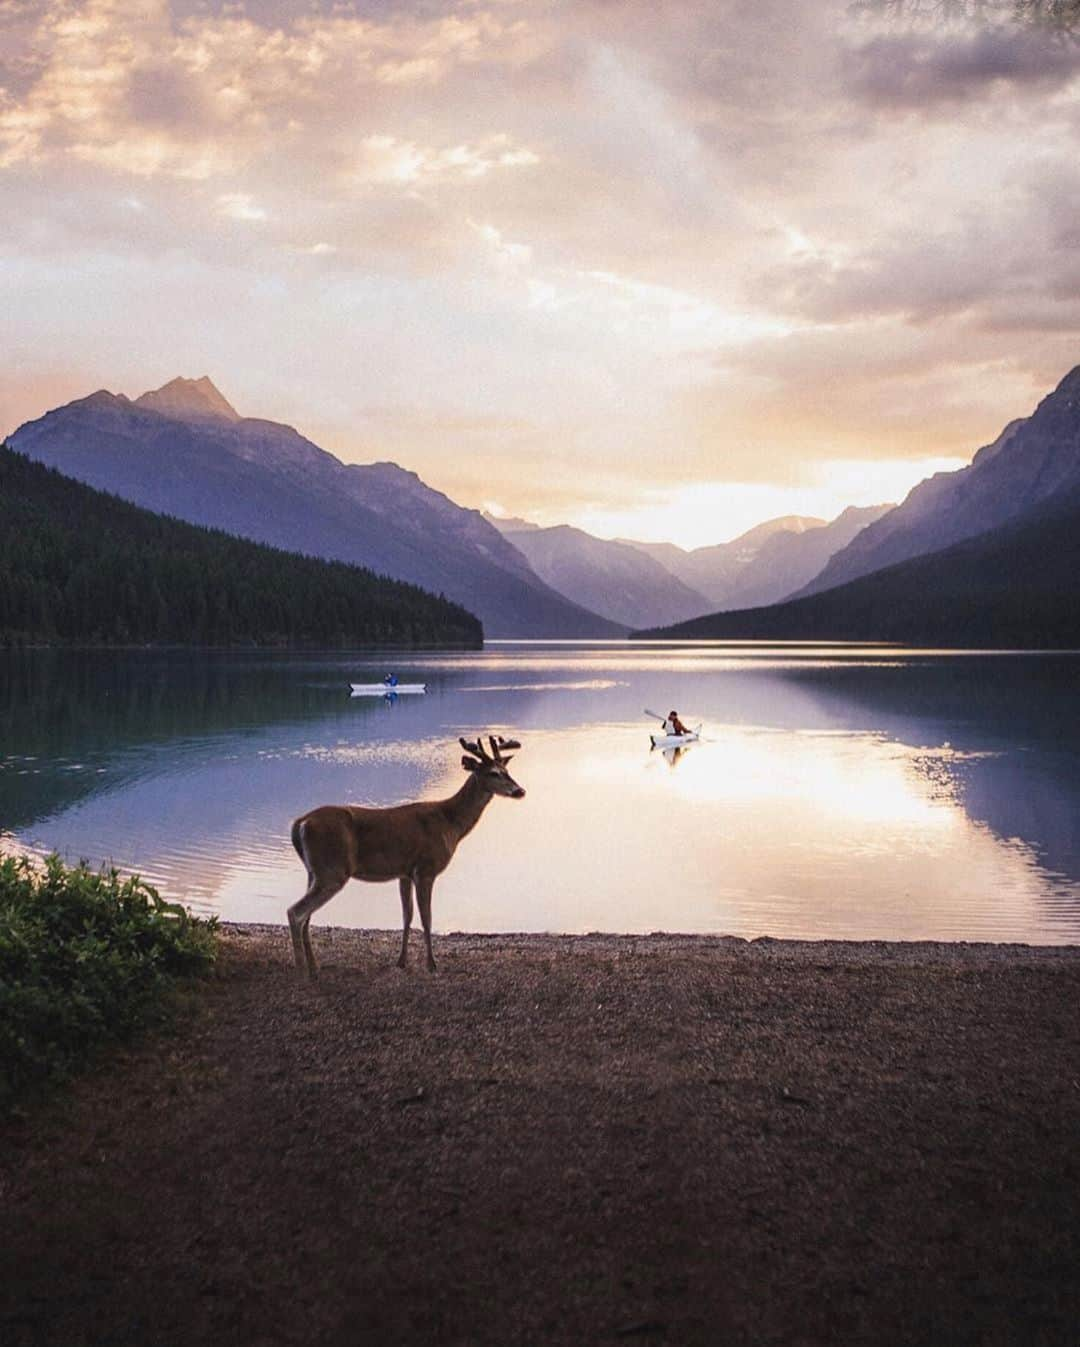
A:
8,380,623,639
134,375,241,423
797,366,1080,598
633,482,1080,648
488,505,845,618
0,444,481,648
719,504,894,610
620,515,825,603
499,524,712,628
483,510,541,533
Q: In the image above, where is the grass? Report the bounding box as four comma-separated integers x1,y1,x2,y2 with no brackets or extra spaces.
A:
0,853,218,1107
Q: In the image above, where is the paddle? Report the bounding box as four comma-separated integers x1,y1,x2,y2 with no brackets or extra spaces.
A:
644,708,667,723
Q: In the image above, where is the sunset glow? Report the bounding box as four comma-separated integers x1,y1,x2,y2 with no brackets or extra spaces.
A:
3,0,1079,544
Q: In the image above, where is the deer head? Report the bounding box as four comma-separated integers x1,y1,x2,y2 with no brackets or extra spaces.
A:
459,734,526,798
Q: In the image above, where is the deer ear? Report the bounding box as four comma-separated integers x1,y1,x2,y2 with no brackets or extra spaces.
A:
461,756,480,772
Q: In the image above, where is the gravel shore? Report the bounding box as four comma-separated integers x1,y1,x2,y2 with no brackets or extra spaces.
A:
3,925,1079,1346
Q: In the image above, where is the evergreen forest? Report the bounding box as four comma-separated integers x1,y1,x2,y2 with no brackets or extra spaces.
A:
0,446,482,648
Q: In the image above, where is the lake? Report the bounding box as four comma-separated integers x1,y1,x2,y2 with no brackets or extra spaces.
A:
2,643,1079,943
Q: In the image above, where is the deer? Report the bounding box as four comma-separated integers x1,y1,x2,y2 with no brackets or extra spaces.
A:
287,735,525,979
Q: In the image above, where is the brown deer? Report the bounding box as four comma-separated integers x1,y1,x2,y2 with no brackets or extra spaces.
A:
288,735,525,978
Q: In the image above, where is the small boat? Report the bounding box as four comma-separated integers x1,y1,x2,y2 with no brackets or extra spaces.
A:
350,682,427,696
650,724,701,749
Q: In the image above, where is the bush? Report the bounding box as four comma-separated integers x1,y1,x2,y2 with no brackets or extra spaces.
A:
0,854,218,1106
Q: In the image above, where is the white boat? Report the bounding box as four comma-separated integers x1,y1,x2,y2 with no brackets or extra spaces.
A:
350,682,427,696
650,724,701,749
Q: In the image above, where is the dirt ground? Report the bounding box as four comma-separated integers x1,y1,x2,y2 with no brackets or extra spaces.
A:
2,926,1079,1347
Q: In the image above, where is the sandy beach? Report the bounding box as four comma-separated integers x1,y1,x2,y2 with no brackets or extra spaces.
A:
3,925,1079,1346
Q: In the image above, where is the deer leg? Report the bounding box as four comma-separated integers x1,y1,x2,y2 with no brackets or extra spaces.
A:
398,875,414,969
416,875,437,972
287,876,346,980
288,880,315,971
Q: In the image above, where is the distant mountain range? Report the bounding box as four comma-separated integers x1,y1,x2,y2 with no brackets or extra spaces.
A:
496,524,712,629
621,516,826,604
638,364,1080,647
18,365,1075,648
718,506,894,610
484,511,886,627
9,379,622,639
635,483,1080,647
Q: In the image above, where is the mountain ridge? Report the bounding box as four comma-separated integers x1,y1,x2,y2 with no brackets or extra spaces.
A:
632,483,1080,648
9,381,623,639
500,523,713,628
797,367,1080,598
135,376,240,422
0,443,481,647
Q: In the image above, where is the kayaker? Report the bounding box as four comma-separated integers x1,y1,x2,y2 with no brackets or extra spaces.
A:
665,710,690,736
383,673,398,688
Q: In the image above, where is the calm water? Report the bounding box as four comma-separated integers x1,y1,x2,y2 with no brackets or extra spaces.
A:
2,643,1079,943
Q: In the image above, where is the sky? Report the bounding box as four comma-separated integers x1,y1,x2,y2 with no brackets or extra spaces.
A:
3,0,1080,547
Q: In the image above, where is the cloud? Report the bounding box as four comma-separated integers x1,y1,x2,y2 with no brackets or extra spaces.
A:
843,24,1080,106
354,132,539,186
217,192,267,221
3,0,1080,542
0,0,544,176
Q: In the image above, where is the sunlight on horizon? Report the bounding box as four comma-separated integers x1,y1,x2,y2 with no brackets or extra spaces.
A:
551,455,969,549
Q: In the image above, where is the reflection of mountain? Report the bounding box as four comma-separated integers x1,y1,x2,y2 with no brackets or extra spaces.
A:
5,647,1080,937
0,649,556,844
780,659,1080,891
0,650,411,833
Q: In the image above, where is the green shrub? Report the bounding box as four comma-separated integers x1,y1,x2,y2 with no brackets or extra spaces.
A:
0,853,218,1106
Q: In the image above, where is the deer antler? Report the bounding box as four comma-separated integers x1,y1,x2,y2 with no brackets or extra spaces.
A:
460,735,519,763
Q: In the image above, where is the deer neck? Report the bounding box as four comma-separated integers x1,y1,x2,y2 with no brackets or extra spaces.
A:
444,773,495,841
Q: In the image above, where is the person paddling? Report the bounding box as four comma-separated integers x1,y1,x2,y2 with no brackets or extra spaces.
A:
664,710,690,737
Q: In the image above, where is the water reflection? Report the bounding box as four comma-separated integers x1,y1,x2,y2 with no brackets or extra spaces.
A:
2,646,1079,942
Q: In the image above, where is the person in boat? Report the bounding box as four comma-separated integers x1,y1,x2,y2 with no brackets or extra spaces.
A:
664,710,690,737
383,673,399,688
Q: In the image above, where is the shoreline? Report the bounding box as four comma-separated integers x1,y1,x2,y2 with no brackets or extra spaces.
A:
227,919,1080,962
5,921,1078,1345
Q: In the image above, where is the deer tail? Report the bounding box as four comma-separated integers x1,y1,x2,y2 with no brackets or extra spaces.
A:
290,816,307,863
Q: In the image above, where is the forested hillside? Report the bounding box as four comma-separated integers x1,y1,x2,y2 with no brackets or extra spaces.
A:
633,484,1080,649
0,446,481,648
11,380,622,637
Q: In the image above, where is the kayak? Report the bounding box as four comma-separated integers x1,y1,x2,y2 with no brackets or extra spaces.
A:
350,683,427,696
650,724,701,748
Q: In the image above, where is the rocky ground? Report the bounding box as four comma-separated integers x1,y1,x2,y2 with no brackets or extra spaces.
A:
2,926,1079,1346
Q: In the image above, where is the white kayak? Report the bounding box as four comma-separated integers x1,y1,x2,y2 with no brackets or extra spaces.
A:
650,724,701,749
350,683,427,696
